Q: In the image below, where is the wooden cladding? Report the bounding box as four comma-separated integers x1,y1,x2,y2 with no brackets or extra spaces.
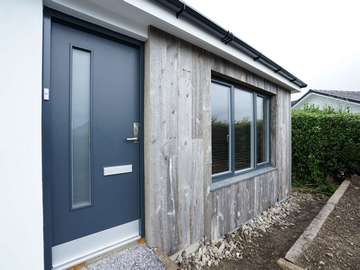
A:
144,26,291,255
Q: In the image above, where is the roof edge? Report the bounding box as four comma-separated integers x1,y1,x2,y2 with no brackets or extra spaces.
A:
310,90,360,104
292,90,360,108
153,0,307,89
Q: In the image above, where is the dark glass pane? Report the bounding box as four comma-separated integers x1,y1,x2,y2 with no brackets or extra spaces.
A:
234,89,253,170
256,96,266,164
211,83,230,174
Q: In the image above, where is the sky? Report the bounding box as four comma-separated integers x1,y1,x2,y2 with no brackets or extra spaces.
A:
184,0,360,100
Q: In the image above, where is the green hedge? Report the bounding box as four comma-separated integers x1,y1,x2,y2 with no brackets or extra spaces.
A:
292,106,360,193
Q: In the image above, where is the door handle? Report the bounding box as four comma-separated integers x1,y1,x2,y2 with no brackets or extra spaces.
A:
126,137,139,142
126,122,140,143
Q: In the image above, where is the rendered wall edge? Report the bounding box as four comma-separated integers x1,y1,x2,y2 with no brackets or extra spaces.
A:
0,1,44,269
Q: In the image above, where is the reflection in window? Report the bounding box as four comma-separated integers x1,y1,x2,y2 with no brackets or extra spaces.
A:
211,80,271,180
257,96,267,163
211,83,230,174
234,88,253,170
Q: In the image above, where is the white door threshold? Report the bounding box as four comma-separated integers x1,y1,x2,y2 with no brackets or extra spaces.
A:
52,220,140,270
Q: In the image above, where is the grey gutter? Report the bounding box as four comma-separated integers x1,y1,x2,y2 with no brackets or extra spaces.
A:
153,0,307,88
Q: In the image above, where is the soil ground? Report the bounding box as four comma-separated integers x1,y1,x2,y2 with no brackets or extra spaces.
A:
297,176,360,270
210,193,327,270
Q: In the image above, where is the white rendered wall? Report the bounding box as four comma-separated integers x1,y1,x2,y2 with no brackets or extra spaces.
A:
293,93,360,113
0,1,44,269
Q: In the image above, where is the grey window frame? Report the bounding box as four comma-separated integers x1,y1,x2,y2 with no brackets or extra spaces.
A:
211,81,232,177
211,79,271,182
255,94,270,166
233,86,255,174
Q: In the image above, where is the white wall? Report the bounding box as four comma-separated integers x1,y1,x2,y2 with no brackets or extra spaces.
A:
293,93,360,113
0,1,44,269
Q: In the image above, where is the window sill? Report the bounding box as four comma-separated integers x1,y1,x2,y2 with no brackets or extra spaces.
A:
210,166,277,192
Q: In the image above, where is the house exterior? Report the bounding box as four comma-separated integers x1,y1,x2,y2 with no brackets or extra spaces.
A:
292,89,360,113
1,1,306,269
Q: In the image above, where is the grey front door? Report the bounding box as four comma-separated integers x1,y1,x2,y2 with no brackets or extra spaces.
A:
47,21,142,248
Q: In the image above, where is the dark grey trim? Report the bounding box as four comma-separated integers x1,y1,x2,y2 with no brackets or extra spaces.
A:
230,84,235,174
211,166,277,191
153,0,307,89
265,97,271,162
255,94,271,166
42,8,145,270
253,92,257,168
210,80,232,177
138,44,145,237
211,70,276,97
42,12,53,270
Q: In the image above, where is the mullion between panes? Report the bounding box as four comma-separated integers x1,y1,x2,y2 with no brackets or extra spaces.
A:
253,93,257,169
230,86,235,173
266,98,270,163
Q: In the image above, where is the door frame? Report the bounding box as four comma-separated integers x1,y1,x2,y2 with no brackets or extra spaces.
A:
42,8,145,270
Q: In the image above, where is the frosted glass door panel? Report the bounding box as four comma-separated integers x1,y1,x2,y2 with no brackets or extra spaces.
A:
71,48,91,209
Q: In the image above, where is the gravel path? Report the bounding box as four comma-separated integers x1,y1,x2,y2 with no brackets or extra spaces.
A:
175,192,327,270
297,176,360,270
83,246,165,270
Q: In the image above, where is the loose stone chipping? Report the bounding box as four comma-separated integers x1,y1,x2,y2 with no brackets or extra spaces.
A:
83,246,165,270
175,192,322,270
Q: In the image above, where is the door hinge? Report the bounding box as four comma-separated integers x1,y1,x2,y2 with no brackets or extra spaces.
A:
43,88,50,101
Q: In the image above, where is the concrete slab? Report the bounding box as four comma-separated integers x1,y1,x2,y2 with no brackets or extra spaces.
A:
82,246,165,270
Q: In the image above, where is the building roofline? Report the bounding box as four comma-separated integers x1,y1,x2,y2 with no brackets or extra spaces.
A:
153,0,307,89
292,89,360,108
310,90,360,104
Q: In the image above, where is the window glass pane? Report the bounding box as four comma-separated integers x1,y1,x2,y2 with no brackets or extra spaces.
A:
71,48,91,209
256,96,266,163
211,82,230,174
234,88,253,170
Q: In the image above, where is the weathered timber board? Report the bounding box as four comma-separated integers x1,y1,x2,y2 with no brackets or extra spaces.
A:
144,26,291,254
